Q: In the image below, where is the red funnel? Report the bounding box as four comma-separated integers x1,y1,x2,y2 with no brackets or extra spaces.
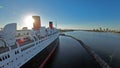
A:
32,16,41,30
49,21,53,29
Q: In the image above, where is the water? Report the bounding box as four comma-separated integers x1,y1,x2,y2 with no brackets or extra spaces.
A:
45,31,120,68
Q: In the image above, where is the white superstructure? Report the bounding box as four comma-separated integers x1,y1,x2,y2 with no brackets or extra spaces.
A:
0,16,59,68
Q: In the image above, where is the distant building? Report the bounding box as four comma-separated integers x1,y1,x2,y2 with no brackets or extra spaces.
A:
22,27,28,30
99,27,102,31
106,28,109,31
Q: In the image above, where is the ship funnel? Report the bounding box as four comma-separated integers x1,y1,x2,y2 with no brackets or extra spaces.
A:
49,21,53,29
32,16,41,30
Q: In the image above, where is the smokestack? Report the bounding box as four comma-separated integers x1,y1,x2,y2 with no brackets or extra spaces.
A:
32,16,41,30
49,21,53,29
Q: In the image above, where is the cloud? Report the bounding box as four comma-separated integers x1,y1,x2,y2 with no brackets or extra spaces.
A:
0,5,3,9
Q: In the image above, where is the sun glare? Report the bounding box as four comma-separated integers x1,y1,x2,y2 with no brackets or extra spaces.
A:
24,16,34,29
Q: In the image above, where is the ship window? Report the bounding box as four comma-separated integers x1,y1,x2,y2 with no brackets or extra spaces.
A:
15,51,16,54
8,54,10,58
15,50,19,54
5,56,7,59
2,57,5,60
17,50,19,53
0,58,2,61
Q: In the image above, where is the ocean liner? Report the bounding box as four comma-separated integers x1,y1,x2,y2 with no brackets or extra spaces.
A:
0,16,59,68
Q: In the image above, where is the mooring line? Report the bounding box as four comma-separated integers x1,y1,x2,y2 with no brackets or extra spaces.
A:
60,34,111,68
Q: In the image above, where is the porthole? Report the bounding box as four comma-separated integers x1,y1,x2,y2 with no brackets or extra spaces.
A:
11,60,13,62
0,58,2,61
5,56,7,59
8,55,10,58
3,57,5,60
17,51,19,53
15,51,17,54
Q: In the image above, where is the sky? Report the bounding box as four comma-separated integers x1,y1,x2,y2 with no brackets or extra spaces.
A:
0,0,120,30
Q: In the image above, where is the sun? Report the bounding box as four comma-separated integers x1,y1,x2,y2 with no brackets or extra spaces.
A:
24,16,34,29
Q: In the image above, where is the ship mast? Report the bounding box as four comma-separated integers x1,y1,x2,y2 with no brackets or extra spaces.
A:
55,19,57,28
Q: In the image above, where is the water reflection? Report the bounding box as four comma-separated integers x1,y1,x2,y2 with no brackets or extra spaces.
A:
45,31,120,68
45,36,100,68
65,31,120,68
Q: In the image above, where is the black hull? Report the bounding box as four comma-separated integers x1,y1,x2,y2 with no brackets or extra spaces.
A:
21,38,59,68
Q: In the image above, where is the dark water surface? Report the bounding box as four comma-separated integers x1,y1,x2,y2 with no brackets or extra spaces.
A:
45,31,120,68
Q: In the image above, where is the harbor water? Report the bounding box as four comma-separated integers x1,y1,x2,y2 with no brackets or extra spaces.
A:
44,31,120,68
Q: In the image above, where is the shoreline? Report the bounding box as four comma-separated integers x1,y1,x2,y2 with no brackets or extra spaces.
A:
60,29,120,34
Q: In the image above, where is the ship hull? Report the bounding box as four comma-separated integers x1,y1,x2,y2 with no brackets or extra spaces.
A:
21,37,59,68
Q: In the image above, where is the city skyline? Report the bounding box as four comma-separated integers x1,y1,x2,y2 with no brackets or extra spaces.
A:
0,0,120,30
